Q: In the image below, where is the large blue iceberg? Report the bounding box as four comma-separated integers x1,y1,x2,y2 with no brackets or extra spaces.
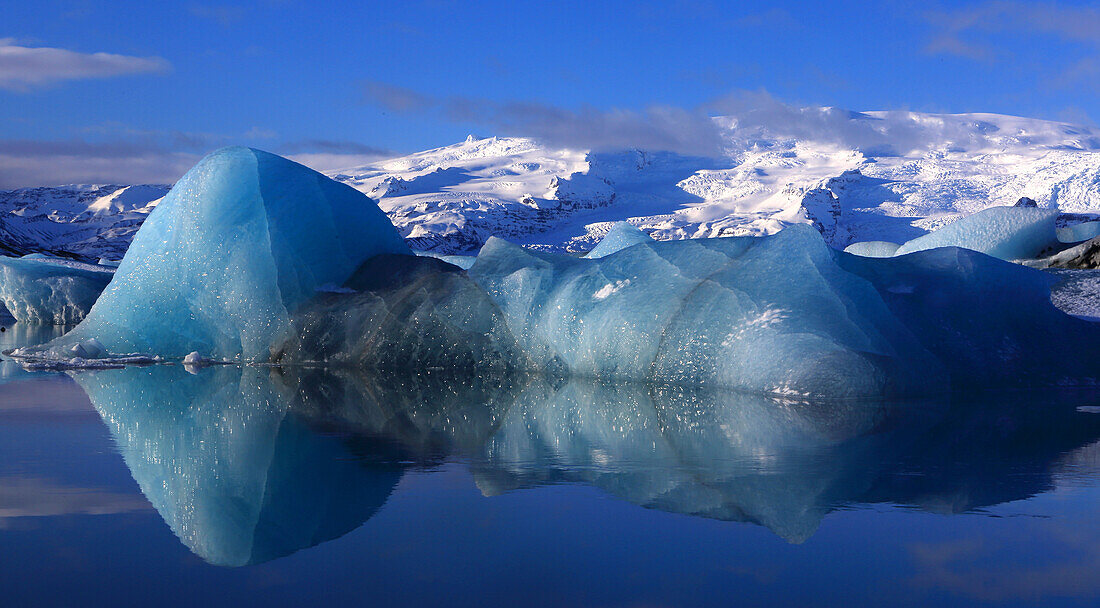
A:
27,147,409,360
0,255,114,324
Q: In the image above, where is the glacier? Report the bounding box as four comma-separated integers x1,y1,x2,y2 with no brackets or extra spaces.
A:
0,255,114,324
20,147,409,361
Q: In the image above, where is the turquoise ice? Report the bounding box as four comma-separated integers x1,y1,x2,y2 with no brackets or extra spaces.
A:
0,255,114,324
585,222,653,258
33,147,409,360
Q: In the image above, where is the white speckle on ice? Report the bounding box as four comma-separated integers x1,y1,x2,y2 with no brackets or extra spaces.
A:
593,279,630,300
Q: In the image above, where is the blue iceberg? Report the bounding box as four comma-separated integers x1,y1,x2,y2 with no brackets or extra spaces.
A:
585,222,653,259
466,225,1100,396
29,147,409,361
894,207,1059,260
0,255,114,324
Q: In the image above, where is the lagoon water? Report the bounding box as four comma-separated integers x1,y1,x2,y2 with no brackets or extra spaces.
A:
2,321,1100,607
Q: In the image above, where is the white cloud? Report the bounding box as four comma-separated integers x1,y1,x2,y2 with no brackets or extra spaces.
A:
0,38,170,92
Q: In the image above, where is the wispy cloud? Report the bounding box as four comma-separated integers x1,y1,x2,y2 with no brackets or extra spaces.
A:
279,139,396,172
0,139,200,189
361,81,1015,157
0,38,170,92
925,1,1100,59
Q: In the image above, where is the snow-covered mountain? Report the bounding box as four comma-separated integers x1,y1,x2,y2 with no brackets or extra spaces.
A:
3,110,1100,259
332,111,1100,254
0,184,166,261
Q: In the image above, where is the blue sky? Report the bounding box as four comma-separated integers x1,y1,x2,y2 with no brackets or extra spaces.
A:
2,0,1100,186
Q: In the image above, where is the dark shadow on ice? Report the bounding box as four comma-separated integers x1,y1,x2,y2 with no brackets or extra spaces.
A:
70,365,1100,564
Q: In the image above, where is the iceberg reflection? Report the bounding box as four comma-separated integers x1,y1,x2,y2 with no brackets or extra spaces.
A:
75,366,1100,564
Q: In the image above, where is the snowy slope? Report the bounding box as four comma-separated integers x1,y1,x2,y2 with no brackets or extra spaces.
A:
330,111,1100,254
0,184,166,261
2,110,1099,258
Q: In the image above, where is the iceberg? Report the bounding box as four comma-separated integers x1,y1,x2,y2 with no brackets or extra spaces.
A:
843,241,901,258
1057,221,1100,244
467,225,1100,396
26,147,409,361
276,254,528,373
0,255,114,324
894,207,1059,260
585,221,653,258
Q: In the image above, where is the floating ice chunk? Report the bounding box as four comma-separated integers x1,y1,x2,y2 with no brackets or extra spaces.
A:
1057,221,1100,244
585,222,653,259
843,241,900,258
28,147,409,361
0,255,114,324
894,207,1059,260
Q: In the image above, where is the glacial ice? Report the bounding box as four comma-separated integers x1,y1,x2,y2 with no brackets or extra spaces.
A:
28,147,409,361
894,206,1059,260
0,255,114,324
843,241,901,258
469,224,1100,395
1058,221,1100,244
585,222,653,258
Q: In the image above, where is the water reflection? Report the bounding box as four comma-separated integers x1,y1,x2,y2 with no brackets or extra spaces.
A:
72,366,1100,565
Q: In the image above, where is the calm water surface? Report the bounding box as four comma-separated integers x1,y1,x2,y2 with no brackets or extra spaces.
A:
2,322,1100,607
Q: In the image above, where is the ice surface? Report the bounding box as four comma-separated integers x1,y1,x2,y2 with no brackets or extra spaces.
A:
1058,221,1100,244
276,254,528,372
843,241,901,258
0,255,114,324
894,207,1059,260
467,224,1100,395
584,222,653,258
31,147,409,361
469,225,946,398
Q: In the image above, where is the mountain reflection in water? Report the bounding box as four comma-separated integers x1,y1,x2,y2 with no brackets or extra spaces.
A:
71,365,1100,566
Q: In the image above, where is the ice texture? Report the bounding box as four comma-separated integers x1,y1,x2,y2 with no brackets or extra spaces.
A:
1058,221,1100,244
33,147,409,360
0,255,114,324
894,206,1059,260
466,224,1100,396
585,222,653,258
276,254,528,372
843,241,900,258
